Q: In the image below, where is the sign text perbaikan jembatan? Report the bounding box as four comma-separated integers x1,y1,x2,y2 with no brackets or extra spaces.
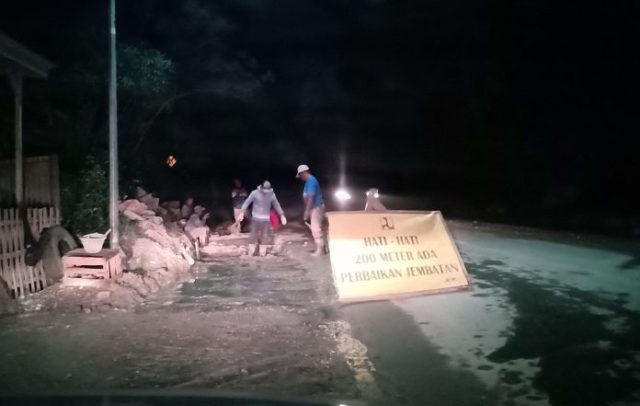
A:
326,211,471,302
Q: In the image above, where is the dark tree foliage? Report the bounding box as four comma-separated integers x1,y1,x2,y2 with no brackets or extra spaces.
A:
62,156,108,235
0,0,636,233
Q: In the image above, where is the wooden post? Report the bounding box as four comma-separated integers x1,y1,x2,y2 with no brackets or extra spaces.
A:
8,70,23,207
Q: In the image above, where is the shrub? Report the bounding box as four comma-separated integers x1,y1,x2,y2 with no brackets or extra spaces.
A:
64,156,109,236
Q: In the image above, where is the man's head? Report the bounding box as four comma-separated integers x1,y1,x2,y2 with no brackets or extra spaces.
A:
260,180,273,192
184,197,194,206
233,179,242,188
296,164,311,181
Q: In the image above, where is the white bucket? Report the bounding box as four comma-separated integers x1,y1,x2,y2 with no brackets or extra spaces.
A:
79,232,108,253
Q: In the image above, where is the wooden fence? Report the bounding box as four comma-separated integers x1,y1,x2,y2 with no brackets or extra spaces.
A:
0,207,60,298
0,155,60,207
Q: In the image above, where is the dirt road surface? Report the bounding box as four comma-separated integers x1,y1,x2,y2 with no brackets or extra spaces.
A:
4,220,637,405
0,226,361,402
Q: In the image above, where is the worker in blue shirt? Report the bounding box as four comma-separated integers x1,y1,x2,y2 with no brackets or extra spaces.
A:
296,164,327,255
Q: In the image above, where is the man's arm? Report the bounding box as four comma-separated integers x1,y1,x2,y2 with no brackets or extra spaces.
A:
302,178,317,221
303,196,314,221
240,191,255,211
272,195,285,217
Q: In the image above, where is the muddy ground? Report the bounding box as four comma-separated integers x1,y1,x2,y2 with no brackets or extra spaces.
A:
0,225,366,403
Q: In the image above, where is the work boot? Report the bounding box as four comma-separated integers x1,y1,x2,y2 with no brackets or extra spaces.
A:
308,240,322,253
247,244,257,256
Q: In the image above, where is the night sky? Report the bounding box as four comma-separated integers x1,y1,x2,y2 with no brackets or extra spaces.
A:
1,1,637,232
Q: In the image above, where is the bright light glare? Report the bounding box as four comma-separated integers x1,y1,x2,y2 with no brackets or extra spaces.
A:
374,192,379,198
334,189,352,201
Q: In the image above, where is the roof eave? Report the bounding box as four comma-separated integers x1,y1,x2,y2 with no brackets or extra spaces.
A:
0,32,55,78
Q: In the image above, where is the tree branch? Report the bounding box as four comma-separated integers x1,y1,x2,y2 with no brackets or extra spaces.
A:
134,89,215,150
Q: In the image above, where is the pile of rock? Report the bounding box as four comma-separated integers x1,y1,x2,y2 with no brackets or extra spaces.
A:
120,199,162,224
120,188,259,260
118,193,195,275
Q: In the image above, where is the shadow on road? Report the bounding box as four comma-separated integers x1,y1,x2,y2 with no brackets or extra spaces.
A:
339,301,498,406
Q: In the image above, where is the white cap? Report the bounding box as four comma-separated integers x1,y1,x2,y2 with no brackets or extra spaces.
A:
296,164,310,177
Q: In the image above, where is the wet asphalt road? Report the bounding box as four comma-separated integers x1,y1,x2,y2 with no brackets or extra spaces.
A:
342,222,640,406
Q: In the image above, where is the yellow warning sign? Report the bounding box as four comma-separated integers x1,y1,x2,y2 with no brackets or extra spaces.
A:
326,211,470,302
